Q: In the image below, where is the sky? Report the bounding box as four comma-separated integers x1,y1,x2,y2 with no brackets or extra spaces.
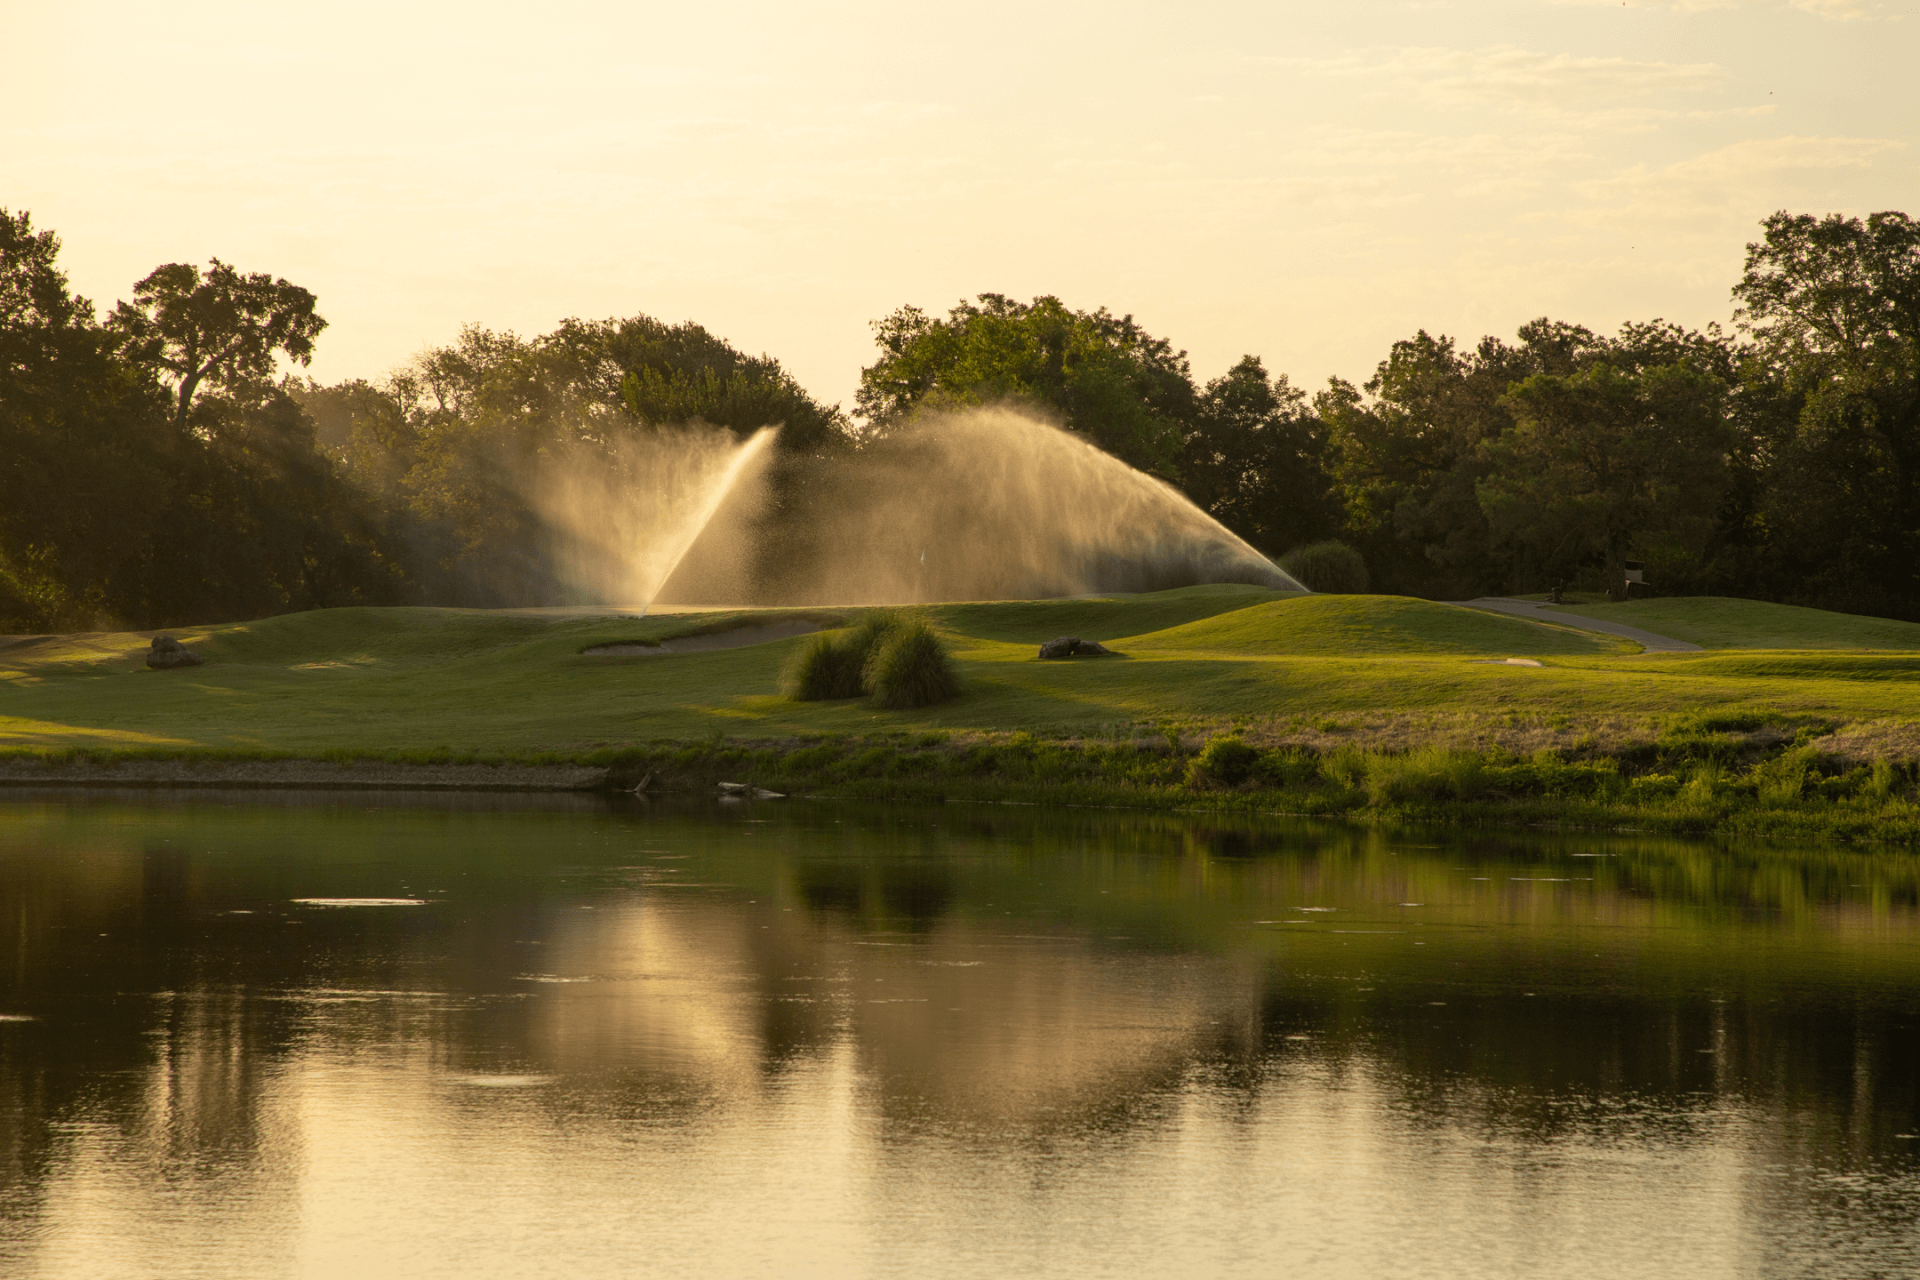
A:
5,0,1913,409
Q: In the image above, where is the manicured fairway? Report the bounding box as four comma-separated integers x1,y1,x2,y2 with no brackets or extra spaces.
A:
1,588,1916,755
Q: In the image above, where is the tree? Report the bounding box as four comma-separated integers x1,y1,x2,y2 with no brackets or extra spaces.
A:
1180,356,1338,555
0,209,171,628
855,294,1195,476
1477,360,1731,600
1733,210,1920,614
109,259,326,430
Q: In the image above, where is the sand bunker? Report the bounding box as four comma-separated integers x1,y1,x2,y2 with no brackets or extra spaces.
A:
583,619,825,656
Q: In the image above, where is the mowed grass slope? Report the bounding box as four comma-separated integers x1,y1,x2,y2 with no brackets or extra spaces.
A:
1131,595,1625,657
1,588,1916,756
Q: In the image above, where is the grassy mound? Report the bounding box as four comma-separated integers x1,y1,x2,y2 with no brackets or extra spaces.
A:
934,583,1283,644
1127,595,1628,657
1548,597,1920,651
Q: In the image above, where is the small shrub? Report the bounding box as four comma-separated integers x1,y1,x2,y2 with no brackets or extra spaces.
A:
1364,746,1481,806
1279,541,1369,594
1188,736,1260,787
1865,759,1899,804
1756,745,1817,806
1319,743,1369,789
1628,773,1681,799
782,744,841,773
1813,769,1860,802
845,609,909,668
785,610,955,707
863,619,961,710
1253,747,1318,788
1682,761,1724,805
1445,751,1488,801
782,631,866,700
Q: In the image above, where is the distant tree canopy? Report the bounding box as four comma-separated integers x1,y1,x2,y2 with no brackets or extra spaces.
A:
856,294,1196,476
1180,355,1339,557
7,207,1919,628
854,295,1341,556
294,314,849,606
1316,320,1740,600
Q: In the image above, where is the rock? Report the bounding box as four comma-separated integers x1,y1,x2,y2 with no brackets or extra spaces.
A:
1038,637,1112,659
718,781,784,799
146,636,204,670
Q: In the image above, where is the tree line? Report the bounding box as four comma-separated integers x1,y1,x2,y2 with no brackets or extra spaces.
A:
3,207,1915,629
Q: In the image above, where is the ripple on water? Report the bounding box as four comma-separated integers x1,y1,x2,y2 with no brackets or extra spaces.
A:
291,898,428,907
513,974,593,983
450,1074,556,1088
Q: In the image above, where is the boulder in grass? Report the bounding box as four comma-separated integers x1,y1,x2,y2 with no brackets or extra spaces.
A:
146,636,204,670
1037,637,1112,659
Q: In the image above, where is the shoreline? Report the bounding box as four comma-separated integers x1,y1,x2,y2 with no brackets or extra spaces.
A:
0,757,611,792
3,733,1918,846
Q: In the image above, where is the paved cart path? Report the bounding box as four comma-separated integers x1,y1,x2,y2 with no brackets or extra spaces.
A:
1456,597,1704,653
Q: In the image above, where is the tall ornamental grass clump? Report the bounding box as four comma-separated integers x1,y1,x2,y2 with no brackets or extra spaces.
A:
783,610,959,709
1280,541,1369,594
782,631,867,700
864,619,961,710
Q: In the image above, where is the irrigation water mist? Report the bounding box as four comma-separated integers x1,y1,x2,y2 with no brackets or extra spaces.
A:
660,407,1305,605
532,423,779,609
645,425,778,610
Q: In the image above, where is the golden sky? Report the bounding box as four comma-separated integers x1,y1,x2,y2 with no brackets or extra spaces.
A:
6,0,1912,404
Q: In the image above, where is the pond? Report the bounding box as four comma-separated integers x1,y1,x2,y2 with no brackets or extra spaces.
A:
0,790,1916,1278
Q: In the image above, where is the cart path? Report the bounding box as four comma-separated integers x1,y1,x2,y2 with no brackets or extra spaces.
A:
1455,597,1704,654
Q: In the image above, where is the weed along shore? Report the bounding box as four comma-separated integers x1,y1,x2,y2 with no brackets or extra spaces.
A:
6,586,1920,844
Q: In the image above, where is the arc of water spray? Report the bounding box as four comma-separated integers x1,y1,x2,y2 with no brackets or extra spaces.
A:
641,425,780,615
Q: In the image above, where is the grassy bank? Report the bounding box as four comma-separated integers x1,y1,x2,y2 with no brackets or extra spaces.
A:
6,587,1920,841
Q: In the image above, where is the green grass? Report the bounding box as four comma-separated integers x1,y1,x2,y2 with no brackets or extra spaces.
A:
1547,596,1920,651
3,589,1918,779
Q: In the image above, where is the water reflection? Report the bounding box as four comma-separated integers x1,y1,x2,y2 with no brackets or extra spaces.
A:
0,792,1916,1277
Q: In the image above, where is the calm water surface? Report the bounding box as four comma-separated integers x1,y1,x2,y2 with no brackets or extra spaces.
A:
0,791,1917,1278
